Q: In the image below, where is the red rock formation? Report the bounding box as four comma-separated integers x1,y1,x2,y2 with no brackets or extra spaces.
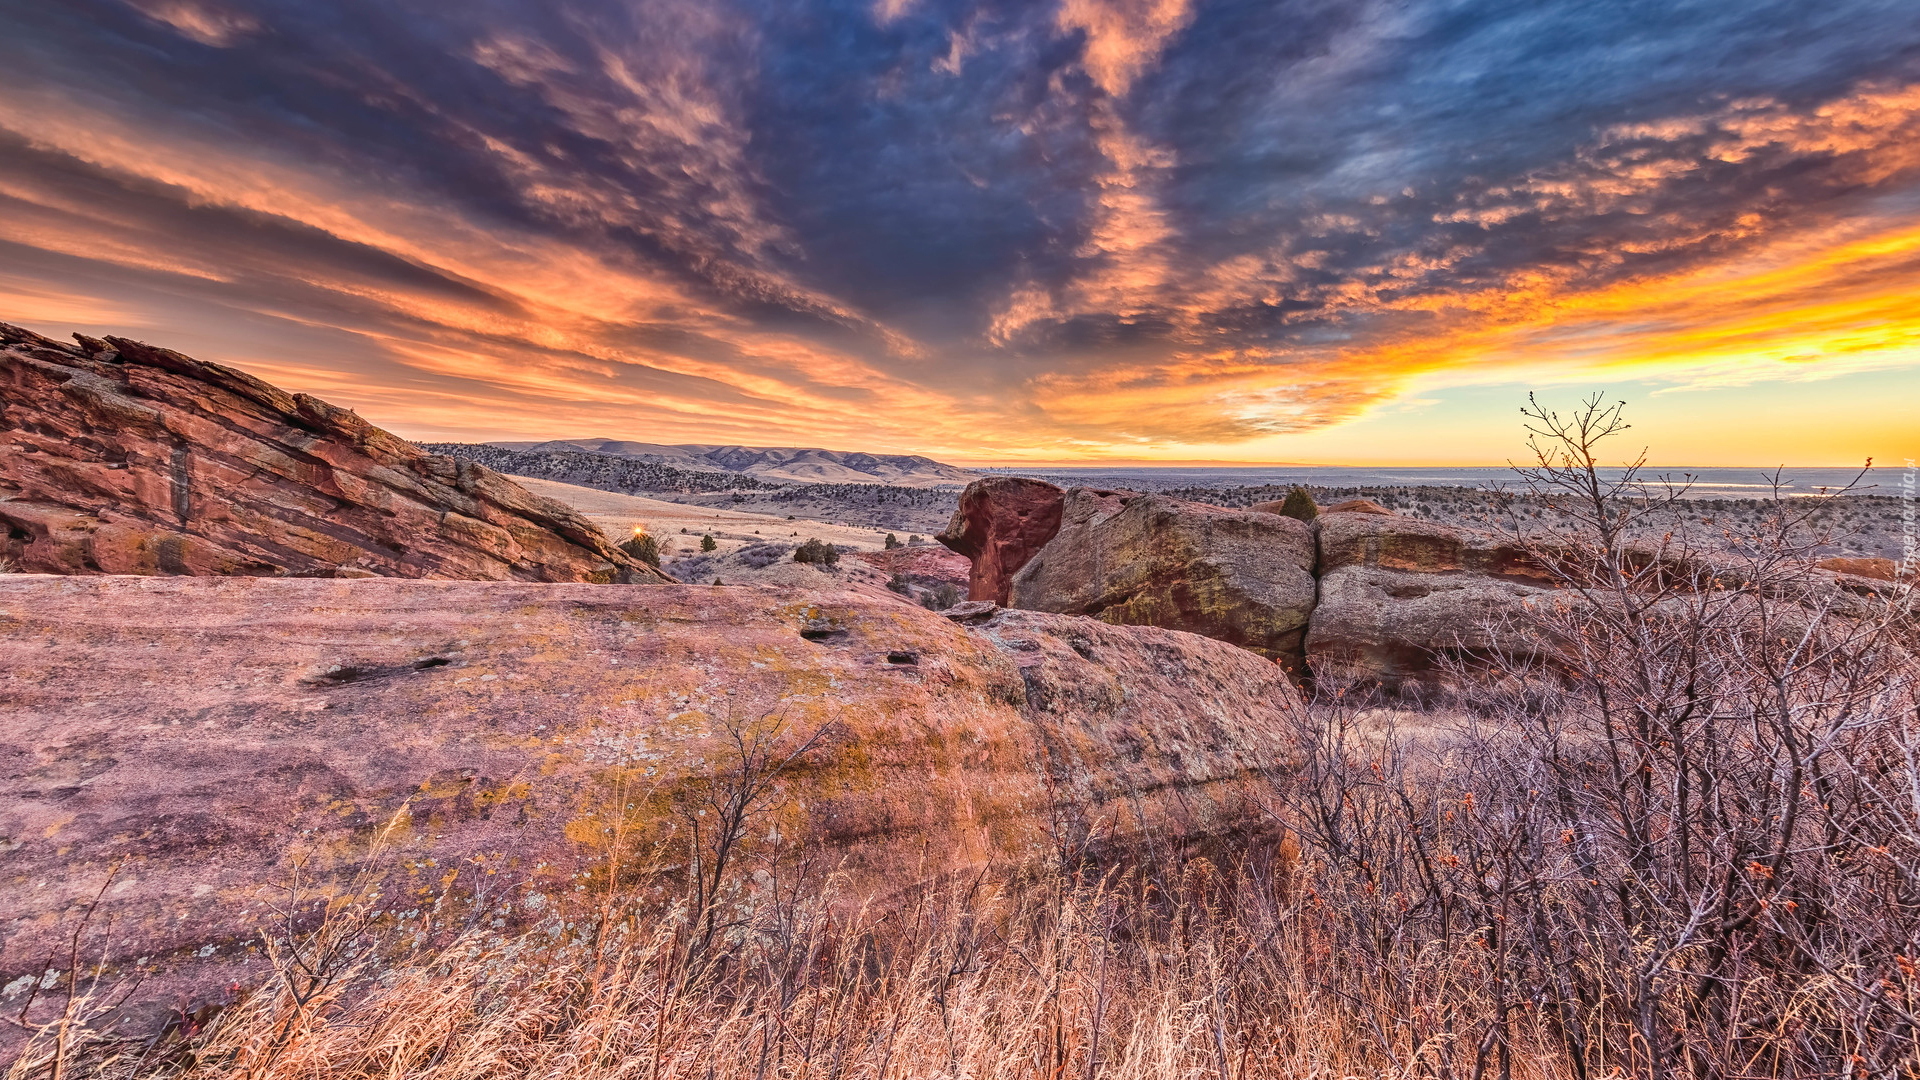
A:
1816,556,1900,581
935,476,1065,604
1010,489,1319,675
1323,498,1393,515
0,323,664,582
0,574,1301,1045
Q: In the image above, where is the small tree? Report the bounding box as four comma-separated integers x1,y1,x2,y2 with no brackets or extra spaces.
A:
1276,487,1318,521
887,573,912,596
619,530,661,567
700,533,717,552
793,538,839,566
884,533,900,549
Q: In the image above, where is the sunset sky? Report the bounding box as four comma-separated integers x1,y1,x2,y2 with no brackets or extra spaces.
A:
2,0,1917,465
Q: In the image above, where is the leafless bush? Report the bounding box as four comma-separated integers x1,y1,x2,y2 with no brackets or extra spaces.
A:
1284,395,1920,1078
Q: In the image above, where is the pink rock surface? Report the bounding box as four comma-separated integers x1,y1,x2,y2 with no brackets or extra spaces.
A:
0,575,1301,1046
936,477,1066,604
0,322,663,583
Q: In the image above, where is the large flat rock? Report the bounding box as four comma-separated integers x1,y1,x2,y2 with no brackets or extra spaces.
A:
0,575,1300,1045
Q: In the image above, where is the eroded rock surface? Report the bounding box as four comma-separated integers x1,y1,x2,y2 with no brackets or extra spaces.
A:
0,323,662,582
936,477,1065,604
1010,489,1318,673
0,575,1300,1045
1307,511,1558,689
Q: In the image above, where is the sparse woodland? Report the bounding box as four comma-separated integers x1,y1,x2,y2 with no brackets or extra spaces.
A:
15,399,1917,1080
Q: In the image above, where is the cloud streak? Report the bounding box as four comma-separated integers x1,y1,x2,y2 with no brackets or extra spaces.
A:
0,0,1915,458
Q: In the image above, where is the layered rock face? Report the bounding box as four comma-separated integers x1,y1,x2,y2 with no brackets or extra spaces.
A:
1009,489,1319,673
1306,511,1557,689
0,323,662,582
0,575,1300,1043
935,476,1065,604
941,478,1570,688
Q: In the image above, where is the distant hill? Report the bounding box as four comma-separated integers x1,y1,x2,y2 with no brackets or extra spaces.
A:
419,444,780,496
494,439,979,487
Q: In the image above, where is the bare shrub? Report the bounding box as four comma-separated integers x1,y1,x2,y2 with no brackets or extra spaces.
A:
1281,395,1920,1078
734,543,789,569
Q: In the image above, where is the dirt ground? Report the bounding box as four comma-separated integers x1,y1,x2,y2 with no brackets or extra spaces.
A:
511,476,900,561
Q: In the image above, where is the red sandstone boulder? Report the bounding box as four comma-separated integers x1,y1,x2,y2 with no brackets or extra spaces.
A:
1009,489,1318,674
0,575,1301,1047
0,322,664,583
1324,498,1394,515
1308,512,1558,689
935,477,1065,604
1815,556,1900,582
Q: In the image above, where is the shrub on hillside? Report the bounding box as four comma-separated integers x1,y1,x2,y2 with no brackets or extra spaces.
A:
792,538,839,566
617,531,660,567
700,533,717,552
1275,486,1318,521
735,543,789,569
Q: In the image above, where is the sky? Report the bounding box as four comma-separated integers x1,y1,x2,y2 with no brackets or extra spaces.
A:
2,0,1917,465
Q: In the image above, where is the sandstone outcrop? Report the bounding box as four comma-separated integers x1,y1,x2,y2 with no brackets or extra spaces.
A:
935,478,1579,688
935,477,1065,604
0,575,1300,1044
1306,510,1557,689
1009,489,1318,673
0,323,664,582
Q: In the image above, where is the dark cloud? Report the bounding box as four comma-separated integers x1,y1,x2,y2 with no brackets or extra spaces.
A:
0,0,1917,450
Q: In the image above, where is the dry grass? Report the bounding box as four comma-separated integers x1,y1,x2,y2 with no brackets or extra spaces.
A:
29,848,1585,1080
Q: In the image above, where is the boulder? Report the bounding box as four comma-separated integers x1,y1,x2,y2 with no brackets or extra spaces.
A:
0,575,1301,1046
1815,556,1900,582
0,322,664,583
935,477,1065,604
1009,490,1318,674
1307,511,1557,689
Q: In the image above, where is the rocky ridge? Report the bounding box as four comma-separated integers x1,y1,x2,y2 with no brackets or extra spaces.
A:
940,477,1908,690
499,438,979,487
0,324,663,582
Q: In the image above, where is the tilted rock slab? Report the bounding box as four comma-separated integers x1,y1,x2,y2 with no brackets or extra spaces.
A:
1307,511,1559,689
0,575,1300,1046
1010,489,1318,674
0,322,662,583
936,476,1065,604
